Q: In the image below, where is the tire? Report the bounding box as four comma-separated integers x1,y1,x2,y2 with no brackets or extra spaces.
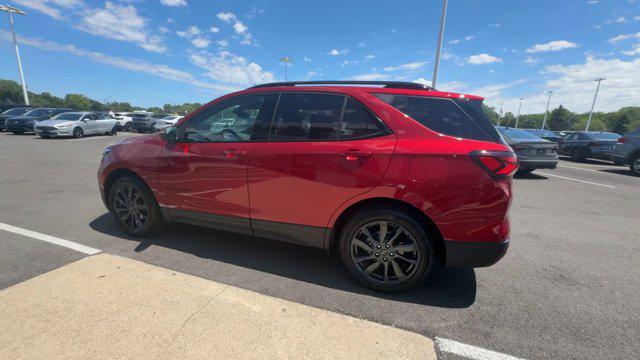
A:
12,131,23,135
570,148,584,162
339,208,433,293
124,122,132,132
630,154,640,177
516,169,534,175
108,176,164,237
40,135,51,139
108,126,117,136
73,127,84,138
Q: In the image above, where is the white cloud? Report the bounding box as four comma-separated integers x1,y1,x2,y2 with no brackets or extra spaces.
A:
365,54,376,60
189,50,275,86
524,56,539,65
327,49,348,56
447,39,461,45
160,0,187,7
358,42,366,48
465,35,475,41
0,30,232,92
608,32,640,43
413,78,465,92
615,16,626,23
79,2,166,53
622,44,640,56
489,23,500,28
384,61,427,71
177,25,202,38
594,25,603,30
342,60,359,66
233,21,248,34
210,26,220,33
159,26,169,34
217,12,237,23
191,37,210,48
304,57,312,62
635,16,640,21
588,0,599,4
390,29,397,34
216,40,229,47
11,0,71,20
467,53,502,64
349,73,389,81
526,40,578,53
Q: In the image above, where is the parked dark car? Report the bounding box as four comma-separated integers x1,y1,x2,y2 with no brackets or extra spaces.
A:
5,108,73,134
522,129,563,143
131,113,166,132
0,104,33,113
497,126,558,174
558,131,621,162
610,127,640,175
0,107,34,131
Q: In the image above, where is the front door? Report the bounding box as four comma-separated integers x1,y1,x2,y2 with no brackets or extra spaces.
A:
81,113,98,134
248,93,396,247
157,94,271,234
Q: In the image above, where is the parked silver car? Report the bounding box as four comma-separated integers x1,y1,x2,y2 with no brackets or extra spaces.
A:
152,115,182,132
35,112,117,138
611,127,640,176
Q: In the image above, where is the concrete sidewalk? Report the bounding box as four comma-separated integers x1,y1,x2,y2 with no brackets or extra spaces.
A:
0,254,436,360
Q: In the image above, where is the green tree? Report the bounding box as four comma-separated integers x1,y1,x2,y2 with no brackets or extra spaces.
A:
611,113,631,135
147,106,163,113
0,79,23,104
63,94,92,110
482,104,500,125
548,105,575,131
500,112,516,127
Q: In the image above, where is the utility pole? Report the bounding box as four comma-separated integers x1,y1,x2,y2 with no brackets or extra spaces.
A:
280,56,292,82
515,98,524,128
0,5,29,105
431,0,448,89
586,78,606,131
497,103,504,126
541,90,554,130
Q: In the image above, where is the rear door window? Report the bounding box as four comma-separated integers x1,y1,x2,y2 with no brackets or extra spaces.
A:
340,98,387,140
269,93,343,141
374,94,499,142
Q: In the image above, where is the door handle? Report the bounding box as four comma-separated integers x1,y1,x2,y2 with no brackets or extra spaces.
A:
340,150,372,161
223,149,246,159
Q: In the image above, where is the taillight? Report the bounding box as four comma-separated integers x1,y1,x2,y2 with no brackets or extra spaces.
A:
618,137,627,143
470,150,519,179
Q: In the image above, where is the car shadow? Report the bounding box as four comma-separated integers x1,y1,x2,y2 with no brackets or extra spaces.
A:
558,156,619,166
90,213,477,308
514,172,548,180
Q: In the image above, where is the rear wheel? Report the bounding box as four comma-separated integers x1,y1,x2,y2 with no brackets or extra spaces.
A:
108,176,164,237
124,122,132,132
339,208,433,293
73,127,84,138
12,131,23,135
570,148,584,162
630,155,640,177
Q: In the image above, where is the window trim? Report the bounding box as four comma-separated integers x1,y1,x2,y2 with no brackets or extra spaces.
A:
264,91,392,143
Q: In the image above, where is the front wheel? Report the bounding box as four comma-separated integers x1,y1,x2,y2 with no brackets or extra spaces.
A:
630,155,640,177
339,208,433,293
108,176,164,237
73,127,84,138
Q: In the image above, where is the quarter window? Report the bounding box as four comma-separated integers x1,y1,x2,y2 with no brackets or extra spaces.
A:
181,95,265,142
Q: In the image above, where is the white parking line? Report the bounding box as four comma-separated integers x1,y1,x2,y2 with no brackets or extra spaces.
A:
557,164,604,173
537,172,615,189
0,222,101,255
436,337,525,360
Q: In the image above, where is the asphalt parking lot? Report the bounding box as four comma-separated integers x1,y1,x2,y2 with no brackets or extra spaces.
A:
1,131,639,359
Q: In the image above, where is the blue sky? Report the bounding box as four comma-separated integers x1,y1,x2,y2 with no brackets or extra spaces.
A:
0,0,639,114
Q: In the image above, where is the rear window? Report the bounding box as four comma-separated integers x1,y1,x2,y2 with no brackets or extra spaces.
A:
586,132,620,140
2,108,31,115
374,94,500,142
497,127,543,141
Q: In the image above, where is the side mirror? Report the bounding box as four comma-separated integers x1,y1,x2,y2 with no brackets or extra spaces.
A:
161,126,178,142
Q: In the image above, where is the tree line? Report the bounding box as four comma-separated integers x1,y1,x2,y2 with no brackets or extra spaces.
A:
0,79,202,115
482,103,640,135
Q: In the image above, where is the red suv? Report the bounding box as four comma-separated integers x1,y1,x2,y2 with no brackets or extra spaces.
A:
98,81,516,292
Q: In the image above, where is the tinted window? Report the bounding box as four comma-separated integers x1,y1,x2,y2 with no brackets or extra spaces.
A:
375,94,497,142
2,108,31,115
269,93,343,141
586,132,620,140
52,113,83,121
340,98,385,140
497,127,544,141
24,109,54,117
182,94,265,142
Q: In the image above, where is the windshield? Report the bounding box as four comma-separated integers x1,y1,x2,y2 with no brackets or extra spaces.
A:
52,113,83,121
2,108,31,115
587,132,620,140
497,127,544,141
524,129,557,138
24,109,54,117
151,114,167,119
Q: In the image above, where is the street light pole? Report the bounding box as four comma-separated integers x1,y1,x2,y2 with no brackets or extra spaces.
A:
497,103,504,126
280,56,292,82
515,98,524,128
431,0,448,89
0,5,29,105
586,77,606,131
541,90,554,130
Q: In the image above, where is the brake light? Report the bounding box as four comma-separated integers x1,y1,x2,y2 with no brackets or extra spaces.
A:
470,150,518,179
618,137,627,143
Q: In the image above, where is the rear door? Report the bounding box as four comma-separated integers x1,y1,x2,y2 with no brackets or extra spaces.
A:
248,92,395,247
95,113,114,133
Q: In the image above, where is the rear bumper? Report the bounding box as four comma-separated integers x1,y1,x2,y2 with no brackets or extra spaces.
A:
518,158,558,170
609,154,628,164
131,122,155,131
444,238,509,268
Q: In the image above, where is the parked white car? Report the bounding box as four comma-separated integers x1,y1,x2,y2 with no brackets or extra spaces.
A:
152,115,183,132
111,112,134,131
35,112,118,138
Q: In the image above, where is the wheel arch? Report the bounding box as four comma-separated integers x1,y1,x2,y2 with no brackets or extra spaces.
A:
328,197,446,263
103,168,151,210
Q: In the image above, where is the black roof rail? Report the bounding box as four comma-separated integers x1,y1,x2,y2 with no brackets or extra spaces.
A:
248,80,432,90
